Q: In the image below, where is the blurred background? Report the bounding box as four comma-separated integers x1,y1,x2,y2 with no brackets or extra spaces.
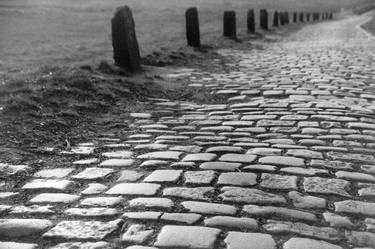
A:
0,0,374,76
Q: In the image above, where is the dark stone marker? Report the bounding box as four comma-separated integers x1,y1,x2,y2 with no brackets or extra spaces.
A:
223,11,236,38
329,12,333,19
293,12,298,23
273,11,279,27
112,6,141,72
306,13,310,22
285,12,289,24
186,7,200,47
280,12,285,25
260,9,268,30
247,9,255,33
316,13,320,21
299,12,304,22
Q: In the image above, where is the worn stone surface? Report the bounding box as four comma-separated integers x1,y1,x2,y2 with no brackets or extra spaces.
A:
154,225,221,248
303,177,351,197
220,187,286,204
283,238,343,249
218,172,257,186
260,174,298,190
335,200,375,216
204,216,258,230
225,231,276,249
264,220,340,241
0,219,53,237
243,205,317,221
43,220,122,240
106,183,160,196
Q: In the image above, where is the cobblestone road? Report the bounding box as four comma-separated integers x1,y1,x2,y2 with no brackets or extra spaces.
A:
1,12,375,249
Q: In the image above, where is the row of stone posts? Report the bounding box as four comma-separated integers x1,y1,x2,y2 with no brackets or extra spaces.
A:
111,6,334,72
187,8,334,44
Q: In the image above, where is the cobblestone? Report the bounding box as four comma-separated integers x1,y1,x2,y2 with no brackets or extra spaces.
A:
3,13,375,249
154,225,221,248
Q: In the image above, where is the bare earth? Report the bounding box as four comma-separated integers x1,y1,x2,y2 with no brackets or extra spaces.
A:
0,10,375,249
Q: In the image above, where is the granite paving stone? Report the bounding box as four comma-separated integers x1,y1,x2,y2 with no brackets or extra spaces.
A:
260,174,298,190
288,191,326,208
184,171,216,185
323,212,354,228
106,183,161,196
121,224,154,243
283,238,343,249
160,213,202,224
0,242,38,249
143,170,182,183
163,187,214,200
220,187,286,204
219,154,257,163
43,220,122,240
22,179,73,191
154,225,221,248
29,193,80,204
264,220,341,241
0,219,53,237
224,231,276,249
204,216,258,230
218,172,257,186
303,177,351,197
259,156,305,167
243,205,317,221
80,196,124,207
72,168,114,180
335,200,375,216
182,201,237,215
129,198,174,209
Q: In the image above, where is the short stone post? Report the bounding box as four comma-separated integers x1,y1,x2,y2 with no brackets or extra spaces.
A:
293,12,298,23
111,6,141,72
247,9,255,33
306,13,310,22
285,12,290,24
315,13,320,21
299,12,304,22
260,9,268,30
329,12,333,19
223,11,236,38
280,12,285,25
185,7,200,47
273,11,279,27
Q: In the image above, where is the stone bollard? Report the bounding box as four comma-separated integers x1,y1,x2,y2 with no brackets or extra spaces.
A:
329,12,333,19
247,9,256,33
260,9,268,30
293,12,298,23
285,12,290,24
306,13,310,22
185,7,200,47
299,12,304,22
273,11,279,27
223,11,236,38
111,5,141,72
280,12,285,26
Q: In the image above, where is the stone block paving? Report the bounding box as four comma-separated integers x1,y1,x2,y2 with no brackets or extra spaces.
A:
1,14,375,249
